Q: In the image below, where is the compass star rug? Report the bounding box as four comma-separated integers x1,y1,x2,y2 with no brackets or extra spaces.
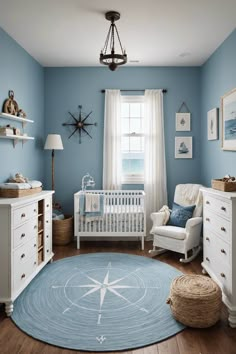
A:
12,253,185,351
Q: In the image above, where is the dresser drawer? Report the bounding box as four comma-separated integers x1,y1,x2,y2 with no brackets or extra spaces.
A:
13,237,37,270
204,229,230,267
44,211,52,228
204,195,231,220
44,197,52,213
44,236,52,260
204,209,230,241
13,254,38,293
13,203,38,228
203,243,232,294
13,217,38,249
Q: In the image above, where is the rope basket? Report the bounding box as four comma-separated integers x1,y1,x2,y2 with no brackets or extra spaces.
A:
167,275,222,328
53,215,74,246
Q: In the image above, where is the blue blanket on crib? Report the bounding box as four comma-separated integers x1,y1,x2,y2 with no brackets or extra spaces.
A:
79,194,104,217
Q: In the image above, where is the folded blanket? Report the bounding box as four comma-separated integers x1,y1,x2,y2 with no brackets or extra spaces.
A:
79,194,104,217
0,180,42,190
159,205,171,225
85,194,101,213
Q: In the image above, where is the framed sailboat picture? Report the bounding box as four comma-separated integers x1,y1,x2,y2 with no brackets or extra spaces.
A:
207,108,218,140
221,88,236,150
175,137,192,159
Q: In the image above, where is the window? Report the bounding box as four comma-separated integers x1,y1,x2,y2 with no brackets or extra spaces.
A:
121,96,144,184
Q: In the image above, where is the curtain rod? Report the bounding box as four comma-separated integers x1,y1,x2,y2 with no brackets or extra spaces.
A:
101,89,167,93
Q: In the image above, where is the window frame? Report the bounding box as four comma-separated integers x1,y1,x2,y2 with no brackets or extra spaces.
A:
121,95,145,184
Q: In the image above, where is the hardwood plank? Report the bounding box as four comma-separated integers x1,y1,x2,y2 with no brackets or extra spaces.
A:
0,240,235,354
176,330,202,354
158,336,179,354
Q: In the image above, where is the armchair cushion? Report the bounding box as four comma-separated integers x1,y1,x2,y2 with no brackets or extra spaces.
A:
152,225,186,240
168,202,195,228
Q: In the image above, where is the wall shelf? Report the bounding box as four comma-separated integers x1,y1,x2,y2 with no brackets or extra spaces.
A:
0,112,34,124
0,134,34,147
0,112,34,147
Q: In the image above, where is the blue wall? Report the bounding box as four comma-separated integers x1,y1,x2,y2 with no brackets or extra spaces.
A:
44,67,201,213
201,29,236,186
0,28,44,183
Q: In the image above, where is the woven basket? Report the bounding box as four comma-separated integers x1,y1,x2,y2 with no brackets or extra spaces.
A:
167,275,222,328
53,215,74,246
0,187,42,198
211,179,236,192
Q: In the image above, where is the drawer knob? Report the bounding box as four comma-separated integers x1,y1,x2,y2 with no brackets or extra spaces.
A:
47,249,49,253
206,218,210,222
34,209,37,213
221,206,226,211
34,225,37,229
34,244,37,247
46,235,49,238
206,257,210,262
221,249,226,254
221,227,226,232
46,220,49,223
21,273,26,279
21,253,25,259
206,237,210,241
220,273,225,278
21,213,26,218
47,204,49,208
206,201,210,205
34,261,37,265
21,233,25,238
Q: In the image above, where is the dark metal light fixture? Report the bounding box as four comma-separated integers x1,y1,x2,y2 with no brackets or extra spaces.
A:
100,11,127,71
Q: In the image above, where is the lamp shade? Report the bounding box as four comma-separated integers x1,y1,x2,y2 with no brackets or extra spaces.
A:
44,134,63,150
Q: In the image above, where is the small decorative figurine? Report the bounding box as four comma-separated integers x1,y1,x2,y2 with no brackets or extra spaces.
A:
2,90,27,117
3,90,19,115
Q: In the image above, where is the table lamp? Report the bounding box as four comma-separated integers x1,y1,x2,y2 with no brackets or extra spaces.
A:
44,134,63,193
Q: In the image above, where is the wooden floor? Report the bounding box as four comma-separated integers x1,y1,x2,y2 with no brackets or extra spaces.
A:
1,240,236,354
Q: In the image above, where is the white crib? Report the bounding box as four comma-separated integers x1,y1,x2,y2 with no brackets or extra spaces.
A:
74,190,146,250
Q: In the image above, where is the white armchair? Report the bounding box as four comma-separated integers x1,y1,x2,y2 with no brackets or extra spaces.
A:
149,184,203,263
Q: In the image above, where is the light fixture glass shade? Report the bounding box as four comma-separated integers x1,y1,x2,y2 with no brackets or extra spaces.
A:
44,134,64,150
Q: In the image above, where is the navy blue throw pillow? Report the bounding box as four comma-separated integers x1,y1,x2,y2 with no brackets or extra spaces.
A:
168,202,195,228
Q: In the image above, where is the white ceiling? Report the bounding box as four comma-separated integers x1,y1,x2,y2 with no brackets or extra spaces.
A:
0,0,235,67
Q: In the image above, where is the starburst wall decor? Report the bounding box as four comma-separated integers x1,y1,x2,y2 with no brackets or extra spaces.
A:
62,105,97,143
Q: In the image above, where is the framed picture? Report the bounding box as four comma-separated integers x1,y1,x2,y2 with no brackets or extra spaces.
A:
175,137,192,159
207,108,218,140
221,87,236,150
176,113,191,131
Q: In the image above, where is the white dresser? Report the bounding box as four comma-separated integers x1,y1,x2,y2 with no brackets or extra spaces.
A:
0,191,54,316
201,188,236,327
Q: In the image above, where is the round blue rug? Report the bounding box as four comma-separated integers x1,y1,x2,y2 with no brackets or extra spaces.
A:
12,253,185,351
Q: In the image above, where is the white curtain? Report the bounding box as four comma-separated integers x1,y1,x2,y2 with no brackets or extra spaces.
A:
144,89,167,236
103,89,122,190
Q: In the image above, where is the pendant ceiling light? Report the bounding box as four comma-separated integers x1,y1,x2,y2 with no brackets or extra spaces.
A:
100,11,127,71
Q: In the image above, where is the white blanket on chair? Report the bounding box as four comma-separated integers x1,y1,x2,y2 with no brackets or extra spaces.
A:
159,205,171,225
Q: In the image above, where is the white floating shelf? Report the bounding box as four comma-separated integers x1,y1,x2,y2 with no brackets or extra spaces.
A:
0,134,34,147
0,112,34,124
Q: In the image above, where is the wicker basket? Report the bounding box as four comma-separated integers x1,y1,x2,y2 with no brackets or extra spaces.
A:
53,215,74,246
167,275,222,328
0,187,42,198
211,179,236,192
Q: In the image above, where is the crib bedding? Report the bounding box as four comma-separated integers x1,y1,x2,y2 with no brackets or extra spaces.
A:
78,214,145,233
